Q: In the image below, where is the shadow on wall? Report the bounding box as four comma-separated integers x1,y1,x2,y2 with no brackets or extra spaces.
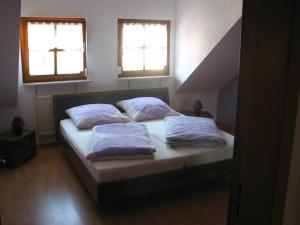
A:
217,76,239,129
177,17,242,93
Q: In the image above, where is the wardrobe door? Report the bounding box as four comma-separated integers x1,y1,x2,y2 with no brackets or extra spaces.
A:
0,0,21,106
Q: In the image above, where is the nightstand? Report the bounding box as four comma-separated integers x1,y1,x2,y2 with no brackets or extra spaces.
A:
180,110,213,119
0,129,37,168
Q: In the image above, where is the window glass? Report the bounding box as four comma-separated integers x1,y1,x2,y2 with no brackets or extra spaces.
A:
20,17,87,83
118,19,170,77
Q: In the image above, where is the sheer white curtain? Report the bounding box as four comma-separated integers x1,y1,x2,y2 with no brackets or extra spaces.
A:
122,23,167,71
27,22,84,75
56,23,84,74
28,23,55,75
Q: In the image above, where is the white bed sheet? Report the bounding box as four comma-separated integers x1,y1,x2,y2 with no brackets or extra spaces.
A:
60,116,234,183
139,118,234,167
60,119,184,183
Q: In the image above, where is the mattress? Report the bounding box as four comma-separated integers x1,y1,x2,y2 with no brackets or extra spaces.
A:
139,119,234,167
60,119,185,183
60,117,234,183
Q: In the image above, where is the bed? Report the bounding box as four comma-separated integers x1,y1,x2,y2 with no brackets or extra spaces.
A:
53,88,234,202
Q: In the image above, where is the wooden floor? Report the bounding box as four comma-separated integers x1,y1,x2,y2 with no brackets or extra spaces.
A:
0,145,230,225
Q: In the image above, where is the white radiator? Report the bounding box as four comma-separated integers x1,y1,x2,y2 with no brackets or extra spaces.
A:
35,95,55,136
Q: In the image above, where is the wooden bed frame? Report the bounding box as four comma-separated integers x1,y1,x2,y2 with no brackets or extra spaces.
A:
53,88,233,203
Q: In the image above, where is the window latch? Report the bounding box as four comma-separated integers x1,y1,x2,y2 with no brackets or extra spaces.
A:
48,48,65,52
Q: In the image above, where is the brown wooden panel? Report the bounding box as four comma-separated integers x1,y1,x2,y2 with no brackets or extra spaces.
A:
228,0,300,225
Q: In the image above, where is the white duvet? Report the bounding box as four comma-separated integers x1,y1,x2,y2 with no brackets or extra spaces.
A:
165,116,226,147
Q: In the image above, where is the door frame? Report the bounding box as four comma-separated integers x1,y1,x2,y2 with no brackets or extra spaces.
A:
228,0,300,224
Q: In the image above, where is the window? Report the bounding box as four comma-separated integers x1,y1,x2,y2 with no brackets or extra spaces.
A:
118,19,170,77
20,17,87,83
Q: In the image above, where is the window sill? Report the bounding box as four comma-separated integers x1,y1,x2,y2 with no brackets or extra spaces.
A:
22,79,91,86
118,75,175,80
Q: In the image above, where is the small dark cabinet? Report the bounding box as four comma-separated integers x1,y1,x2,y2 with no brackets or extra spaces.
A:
0,129,37,168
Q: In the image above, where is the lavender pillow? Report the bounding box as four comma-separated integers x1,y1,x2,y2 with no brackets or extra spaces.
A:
66,104,131,129
117,97,180,121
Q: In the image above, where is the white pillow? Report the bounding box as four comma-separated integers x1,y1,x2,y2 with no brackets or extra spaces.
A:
117,97,180,121
66,104,131,129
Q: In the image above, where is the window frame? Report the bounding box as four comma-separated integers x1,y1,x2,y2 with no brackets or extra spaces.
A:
118,19,170,78
20,17,87,83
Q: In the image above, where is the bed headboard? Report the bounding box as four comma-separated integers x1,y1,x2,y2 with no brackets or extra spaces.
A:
53,87,169,135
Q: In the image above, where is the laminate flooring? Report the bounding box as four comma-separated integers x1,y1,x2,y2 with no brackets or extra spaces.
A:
0,145,230,225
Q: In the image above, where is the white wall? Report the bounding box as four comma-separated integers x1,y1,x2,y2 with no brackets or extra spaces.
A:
0,0,219,133
283,92,300,225
20,0,176,92
175,0,242,85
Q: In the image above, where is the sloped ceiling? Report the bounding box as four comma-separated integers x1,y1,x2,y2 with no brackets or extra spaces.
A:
177,18,241,93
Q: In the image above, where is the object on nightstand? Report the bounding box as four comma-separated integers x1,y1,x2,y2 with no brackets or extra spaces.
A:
192,100,213,119
0,129,37,168
0,157,6,167
192,100,203,116
11,116,25,135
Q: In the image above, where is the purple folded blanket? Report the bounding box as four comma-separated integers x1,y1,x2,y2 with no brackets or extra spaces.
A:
87,123,156,161
165,115,226,147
